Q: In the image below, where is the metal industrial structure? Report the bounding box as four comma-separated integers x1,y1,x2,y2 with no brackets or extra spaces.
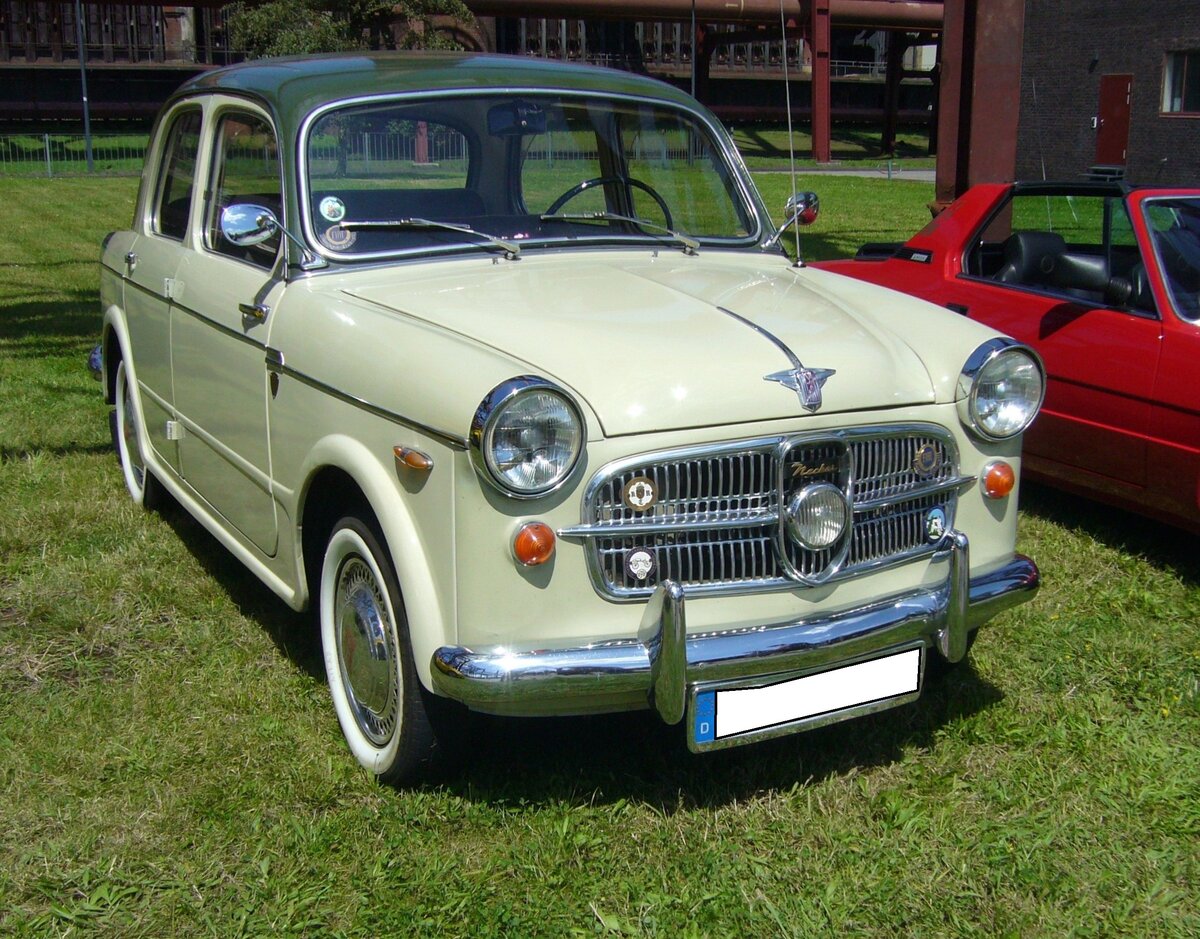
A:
1,1,1026,203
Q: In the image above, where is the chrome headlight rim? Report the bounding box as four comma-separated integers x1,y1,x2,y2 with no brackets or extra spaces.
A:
470,375,586,499
957,338,1045,442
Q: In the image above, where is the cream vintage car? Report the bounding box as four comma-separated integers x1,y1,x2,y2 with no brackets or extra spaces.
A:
95,53,1043,783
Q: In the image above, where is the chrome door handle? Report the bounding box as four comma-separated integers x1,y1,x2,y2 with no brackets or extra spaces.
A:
239,302,270,321
124,251,138,269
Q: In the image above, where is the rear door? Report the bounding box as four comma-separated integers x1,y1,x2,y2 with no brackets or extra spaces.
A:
123,104,203,476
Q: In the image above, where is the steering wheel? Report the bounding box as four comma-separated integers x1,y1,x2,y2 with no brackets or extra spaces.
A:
544,175,674,230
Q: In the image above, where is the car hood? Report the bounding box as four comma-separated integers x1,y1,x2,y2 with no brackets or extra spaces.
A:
343,253,940,437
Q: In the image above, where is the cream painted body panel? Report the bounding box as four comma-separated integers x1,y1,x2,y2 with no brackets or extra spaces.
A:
343,250,1005,438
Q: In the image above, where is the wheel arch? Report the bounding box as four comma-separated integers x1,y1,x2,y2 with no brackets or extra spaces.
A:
100,304,131,406
294,436,453,692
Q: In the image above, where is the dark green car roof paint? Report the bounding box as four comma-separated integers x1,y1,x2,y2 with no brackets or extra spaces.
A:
174,52,703,138
166,52,765,266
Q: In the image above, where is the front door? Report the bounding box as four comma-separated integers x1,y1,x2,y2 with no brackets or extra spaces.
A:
171,104,284,556
1095,74,1132,166
958,188,1162,493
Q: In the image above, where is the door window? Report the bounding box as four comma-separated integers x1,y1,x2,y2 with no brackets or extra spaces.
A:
153,110,202,241
206,112,283,268
966,191,1156,313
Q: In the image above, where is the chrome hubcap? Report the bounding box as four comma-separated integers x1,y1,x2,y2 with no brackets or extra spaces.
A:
335,556,398,746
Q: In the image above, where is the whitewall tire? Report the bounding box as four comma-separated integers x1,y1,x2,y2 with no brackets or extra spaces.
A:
113,359,163,509
320,516,436,785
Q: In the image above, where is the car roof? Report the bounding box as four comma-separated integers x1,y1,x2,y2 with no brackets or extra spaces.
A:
172,52,702,133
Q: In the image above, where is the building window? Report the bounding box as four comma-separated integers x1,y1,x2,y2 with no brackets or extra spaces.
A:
1162,51,1200,114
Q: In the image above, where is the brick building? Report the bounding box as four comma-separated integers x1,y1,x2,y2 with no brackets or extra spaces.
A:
1016,0,1200,184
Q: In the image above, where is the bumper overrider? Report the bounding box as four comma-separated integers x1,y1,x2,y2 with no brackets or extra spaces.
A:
431,532,1038,751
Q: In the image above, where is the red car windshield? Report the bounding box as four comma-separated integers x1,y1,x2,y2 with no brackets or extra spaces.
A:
1144,197,1200,320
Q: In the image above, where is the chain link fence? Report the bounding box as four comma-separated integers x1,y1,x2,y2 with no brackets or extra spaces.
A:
0,134,148,177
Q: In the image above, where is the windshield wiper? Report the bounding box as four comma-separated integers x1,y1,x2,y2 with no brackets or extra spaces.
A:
539,211,699,255
336,217,520,258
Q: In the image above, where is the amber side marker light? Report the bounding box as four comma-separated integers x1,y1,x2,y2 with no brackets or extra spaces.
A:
982,461,1016,500
513,522,556,566
393,446,434,471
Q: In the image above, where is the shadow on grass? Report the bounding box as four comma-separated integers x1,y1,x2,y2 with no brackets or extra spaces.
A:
1020,480,1200,584
438,658,1000,809
733,123,930,162
155,498,325,683
143,470,1002,808
0,296,100,345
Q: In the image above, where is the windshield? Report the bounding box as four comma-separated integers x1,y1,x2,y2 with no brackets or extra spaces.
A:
303,93,757,259
1144,197,1200,320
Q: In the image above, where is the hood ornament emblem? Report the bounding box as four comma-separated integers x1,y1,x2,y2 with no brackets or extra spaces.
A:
764,365,836,413
715,305,836,414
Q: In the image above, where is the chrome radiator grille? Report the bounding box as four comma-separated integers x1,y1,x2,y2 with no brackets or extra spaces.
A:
568,426,965,599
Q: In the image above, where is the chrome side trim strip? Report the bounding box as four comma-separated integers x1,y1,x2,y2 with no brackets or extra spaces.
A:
172,301,267,350
274,364,468,450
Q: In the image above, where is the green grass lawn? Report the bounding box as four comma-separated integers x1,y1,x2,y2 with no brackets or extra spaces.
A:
1,176,1198,936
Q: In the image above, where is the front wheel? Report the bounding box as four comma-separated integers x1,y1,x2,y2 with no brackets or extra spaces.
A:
113,359,163,509
320,516,437,785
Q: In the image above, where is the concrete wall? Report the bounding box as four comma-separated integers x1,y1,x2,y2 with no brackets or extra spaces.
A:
1017,0,1200,184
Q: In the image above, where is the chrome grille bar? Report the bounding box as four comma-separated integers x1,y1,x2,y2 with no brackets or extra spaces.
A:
567,425,965,600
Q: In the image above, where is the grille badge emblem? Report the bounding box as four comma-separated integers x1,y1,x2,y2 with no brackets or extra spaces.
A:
925,507,947,542
622,477,658,512
625,549,656,581
912,444,942,477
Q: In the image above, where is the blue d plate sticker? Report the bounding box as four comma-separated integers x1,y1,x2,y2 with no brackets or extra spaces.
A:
693,691,716,744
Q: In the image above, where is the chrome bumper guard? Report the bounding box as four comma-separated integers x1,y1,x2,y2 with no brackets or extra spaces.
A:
431,532,1039,750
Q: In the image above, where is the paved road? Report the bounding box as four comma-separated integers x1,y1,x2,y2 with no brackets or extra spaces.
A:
755,166,936,182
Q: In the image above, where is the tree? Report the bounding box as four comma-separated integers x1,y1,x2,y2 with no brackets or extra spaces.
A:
227,1,475,59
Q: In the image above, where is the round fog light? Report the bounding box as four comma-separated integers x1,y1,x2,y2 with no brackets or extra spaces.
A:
982,461,1016,500
786,483,849,550
513,521,556,566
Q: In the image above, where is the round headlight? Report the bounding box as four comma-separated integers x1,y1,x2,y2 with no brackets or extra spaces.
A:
472,377,584,497
958,341,1045,441
786,483,849,550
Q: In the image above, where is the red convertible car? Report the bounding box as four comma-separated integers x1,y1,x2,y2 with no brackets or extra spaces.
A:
816,181,1200,533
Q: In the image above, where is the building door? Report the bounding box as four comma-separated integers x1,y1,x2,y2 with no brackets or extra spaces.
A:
1095,74,1132,166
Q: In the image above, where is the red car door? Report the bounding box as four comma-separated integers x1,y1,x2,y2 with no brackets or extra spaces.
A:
948,189,1162,496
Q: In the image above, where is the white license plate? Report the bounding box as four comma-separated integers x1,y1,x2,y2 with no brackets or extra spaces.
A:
691,646,922,745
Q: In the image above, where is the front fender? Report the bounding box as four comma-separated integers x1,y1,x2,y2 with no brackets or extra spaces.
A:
294,434,455,692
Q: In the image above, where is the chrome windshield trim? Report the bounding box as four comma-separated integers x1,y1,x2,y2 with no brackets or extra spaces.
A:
1139,194,1200,322
296,87,767,264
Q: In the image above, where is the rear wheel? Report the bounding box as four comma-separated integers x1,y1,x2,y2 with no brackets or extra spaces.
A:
320,516,437,785
113,360,163,509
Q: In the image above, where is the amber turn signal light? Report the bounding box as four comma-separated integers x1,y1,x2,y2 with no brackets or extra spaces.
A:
982,461,1015,500
393,446,434,471
513,521,556,566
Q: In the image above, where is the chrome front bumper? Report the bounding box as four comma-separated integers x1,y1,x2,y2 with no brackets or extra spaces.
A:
431,533,1039,750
